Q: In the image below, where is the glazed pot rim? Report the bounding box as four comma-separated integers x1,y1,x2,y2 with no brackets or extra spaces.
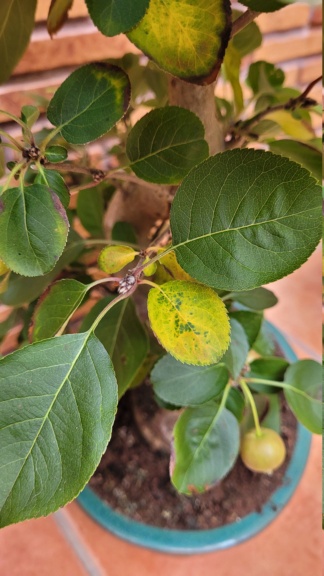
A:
77,321,312,554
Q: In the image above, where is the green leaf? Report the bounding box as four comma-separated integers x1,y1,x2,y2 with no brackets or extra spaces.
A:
171,149,321,291
231,12,262,57
77,188,104,237
248,357,290,394
222,44,243,114
253,323,276,356
32,279,88,342
0,332,118,527
47,0,73,36
269,140,322,184
21,105,40,131
231,287,278,310
284,360,322,434
47,63,131,144
261,395,281,433
126,107,209,184
226,387,245,421
80,296,149,397
171,404,240,494
223,318,249,379
0,230,84,307
86,0,149,36
127,0,231,85
0,0,37,85
240,0,288,11
112,222,137,245
0,184,69,277
229,310,262,347
247,61,285,96
151,354,229,406
35,169,70,209
98,245,138,274
44,145,68,163
265,110,314,141
147,280,230,366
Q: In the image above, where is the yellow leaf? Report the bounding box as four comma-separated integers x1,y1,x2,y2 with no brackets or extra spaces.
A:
98,246,138,274
147,280,230,365
265,110,314,141
0,258,10,276
154,250,193,283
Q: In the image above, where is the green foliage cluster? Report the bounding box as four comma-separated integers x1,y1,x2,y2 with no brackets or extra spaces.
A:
0,0,322,528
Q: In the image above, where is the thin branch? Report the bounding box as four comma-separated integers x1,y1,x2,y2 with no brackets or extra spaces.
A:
230,9,260,39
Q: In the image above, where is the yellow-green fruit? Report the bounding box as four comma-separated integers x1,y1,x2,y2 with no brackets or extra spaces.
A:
240,427,286,474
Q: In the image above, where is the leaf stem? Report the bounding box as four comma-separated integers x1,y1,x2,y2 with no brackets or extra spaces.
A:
40,126,62,151
0,129,23,151
0,109,33,140
240,379,262,437
89,291,131,332
244,377,322,404
1,162,25,193
230,9,260,39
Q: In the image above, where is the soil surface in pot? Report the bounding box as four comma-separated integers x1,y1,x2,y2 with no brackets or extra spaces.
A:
90,385,297,530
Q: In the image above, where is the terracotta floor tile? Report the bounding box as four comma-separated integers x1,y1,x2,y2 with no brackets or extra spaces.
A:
66,433,322,576
0,515,88,576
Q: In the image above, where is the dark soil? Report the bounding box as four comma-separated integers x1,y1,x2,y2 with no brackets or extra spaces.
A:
90,384,297,531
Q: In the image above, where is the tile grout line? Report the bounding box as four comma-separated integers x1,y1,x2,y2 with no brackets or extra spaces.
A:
53,509,106,576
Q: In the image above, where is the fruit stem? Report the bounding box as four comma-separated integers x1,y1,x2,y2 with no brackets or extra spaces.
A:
240,379,262,437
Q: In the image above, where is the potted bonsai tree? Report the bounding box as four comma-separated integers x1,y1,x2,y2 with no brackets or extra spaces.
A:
0,0,321,553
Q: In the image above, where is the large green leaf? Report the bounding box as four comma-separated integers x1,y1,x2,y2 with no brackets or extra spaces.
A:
32,279,88,342
86,0,149,36
151,354,229,406
229,310,262,347
35,169,70,209
0,231,84,307
0,0,37,84
126,107,209,184
171,404,240,494
284,360,322,434
47,63,131,144
127,0,231,85
171,150,321,291
269,140,322,184
0,184,69,277
0,332,118,527
80,296,149,397
147,280,230,366
77,187,104,237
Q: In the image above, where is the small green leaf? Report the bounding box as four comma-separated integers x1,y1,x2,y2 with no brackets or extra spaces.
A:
0,332,118,527
226,387,245,421
126,107,209,184
0,184,69,277
231,287,278,310
35,169,70,209
98,245,138,274
223,318,249,379
171,150,321,291
77,188,104,237
261,395,281,433
127,0,231,85
32,279,88,342
231,11,262,57
44,145,68,163
284,360,322,434
147,280,230,366
222,44,243,114
80,296,149,397
247,61,285,96
47,0,73,36
21,105,40,130
112,222,137,245
171,404,240,494
47,63,131,144
151,354,229,406
86,0,149,36
229,310,262,347
253,323,276,356
240,0,288,11
269,140,322,183
248,357,290,394
0,0,37,84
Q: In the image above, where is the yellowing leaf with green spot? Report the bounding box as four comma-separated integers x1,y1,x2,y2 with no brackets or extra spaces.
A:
147,280,230,365
98,245,138,274
154,250,194,284
127,0,231,85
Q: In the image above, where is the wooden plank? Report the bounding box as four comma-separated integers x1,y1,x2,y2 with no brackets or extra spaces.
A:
35,0,89,22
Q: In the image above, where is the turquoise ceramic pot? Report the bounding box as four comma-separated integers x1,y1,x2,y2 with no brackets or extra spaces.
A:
77,323,312,554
